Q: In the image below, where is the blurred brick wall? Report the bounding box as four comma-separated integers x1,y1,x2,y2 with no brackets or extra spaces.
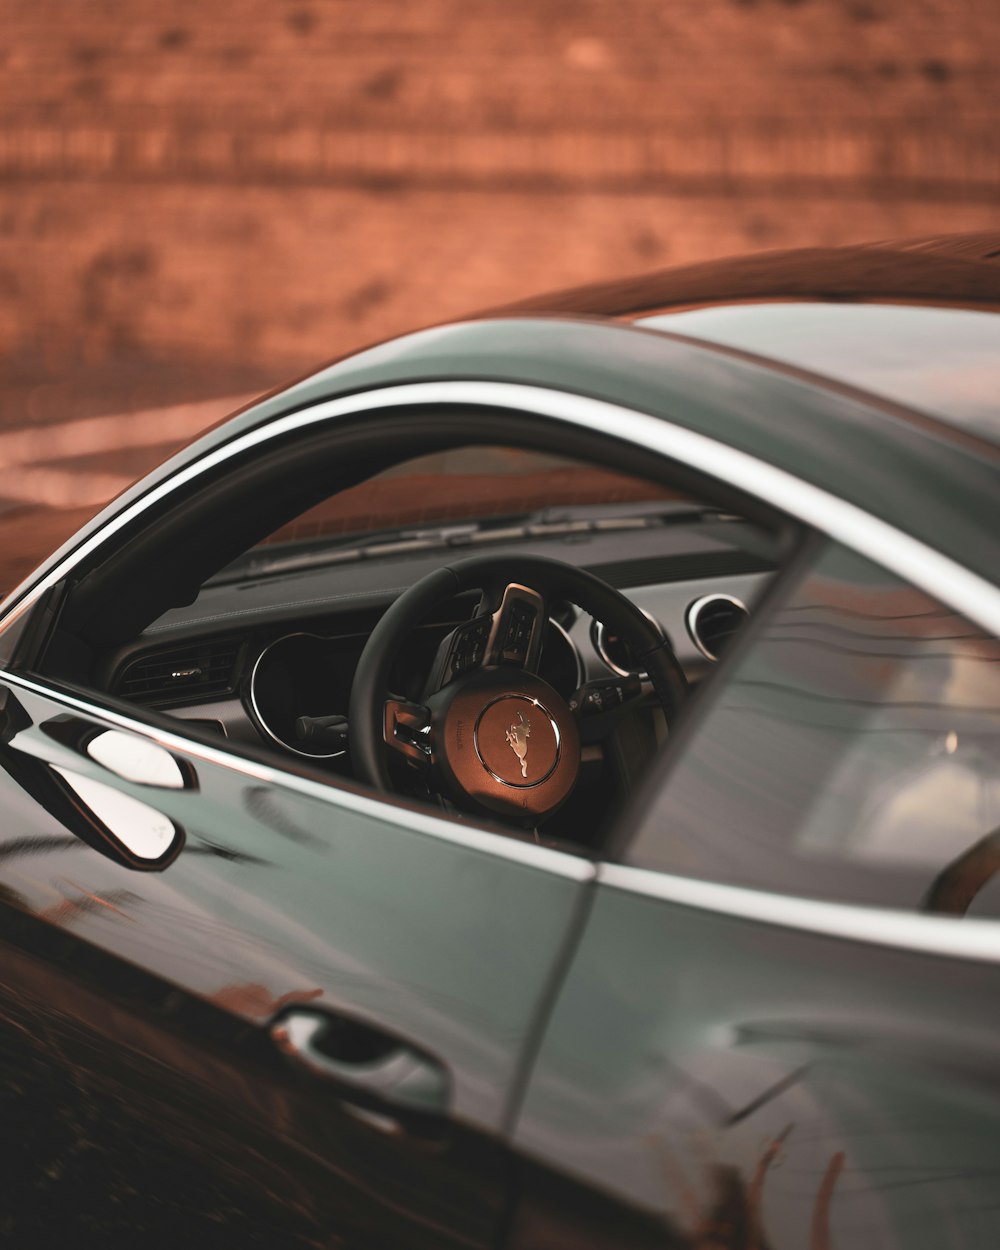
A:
1,0,999,395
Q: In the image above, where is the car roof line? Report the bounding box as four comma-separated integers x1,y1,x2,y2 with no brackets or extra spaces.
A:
473,236,1000,322
626,317,1000,464
2,381,998,640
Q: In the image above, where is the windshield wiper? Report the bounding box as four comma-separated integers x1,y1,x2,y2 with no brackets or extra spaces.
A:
208,501,726,585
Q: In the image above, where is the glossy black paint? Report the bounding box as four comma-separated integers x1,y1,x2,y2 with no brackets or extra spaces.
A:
511,882,1000,1249
0,244,997,1248
0,676,591,1247
5,308,998,635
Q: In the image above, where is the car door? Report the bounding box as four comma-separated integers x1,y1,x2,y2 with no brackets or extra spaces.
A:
509,537,1000,1250
0,665,592,1249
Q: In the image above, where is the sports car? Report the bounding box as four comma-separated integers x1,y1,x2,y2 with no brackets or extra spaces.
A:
0,236,998,1248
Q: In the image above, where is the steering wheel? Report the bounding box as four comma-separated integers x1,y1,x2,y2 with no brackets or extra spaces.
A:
349,554,687,825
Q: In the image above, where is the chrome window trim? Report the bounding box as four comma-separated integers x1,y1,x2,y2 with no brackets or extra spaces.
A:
598,862,1000,964
8,644,1000,960
1,380,998,639
0,669,593,882
0,380,998,962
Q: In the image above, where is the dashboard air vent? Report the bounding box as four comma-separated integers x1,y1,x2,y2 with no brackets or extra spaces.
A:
686,595,749,661
117,638,242,707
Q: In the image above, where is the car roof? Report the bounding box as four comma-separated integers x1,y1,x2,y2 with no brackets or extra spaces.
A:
484,232,1000,448
6,238,998,620
636,302,1000,447
484,233,1000,321
17,311,995,595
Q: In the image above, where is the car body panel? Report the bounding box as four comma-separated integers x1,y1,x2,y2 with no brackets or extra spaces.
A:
0,673,592,1246
0,241,996,1247
510,879,1000,1249
3,318,998,634
639,302,1000,443
485,235,1000,320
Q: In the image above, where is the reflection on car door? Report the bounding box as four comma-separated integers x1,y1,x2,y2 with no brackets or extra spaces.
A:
510,872,1000,1250
509,541,1000,1250
0,672,591,1249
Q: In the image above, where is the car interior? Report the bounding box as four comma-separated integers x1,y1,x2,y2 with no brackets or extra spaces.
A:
15,405,792,848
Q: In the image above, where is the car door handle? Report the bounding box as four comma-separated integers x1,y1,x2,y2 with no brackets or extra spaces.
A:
271,1009,450,1117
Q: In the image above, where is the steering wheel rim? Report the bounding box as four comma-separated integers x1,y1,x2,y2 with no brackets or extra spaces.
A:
349,554,687,818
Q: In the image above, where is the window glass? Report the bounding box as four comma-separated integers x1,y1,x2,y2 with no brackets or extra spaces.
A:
627,541,1000,916
253,446,684,550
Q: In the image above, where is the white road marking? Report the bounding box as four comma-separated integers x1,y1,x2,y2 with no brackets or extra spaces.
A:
0,465,134,508
0,394,252,508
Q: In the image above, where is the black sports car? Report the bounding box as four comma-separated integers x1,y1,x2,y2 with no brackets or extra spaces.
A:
0,237,998,1248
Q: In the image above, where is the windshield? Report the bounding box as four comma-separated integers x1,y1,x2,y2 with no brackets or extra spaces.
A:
253,445,683,551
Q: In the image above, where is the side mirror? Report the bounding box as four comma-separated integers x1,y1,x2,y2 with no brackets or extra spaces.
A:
1,708,188,870
86,729,187,789
51,765,182,864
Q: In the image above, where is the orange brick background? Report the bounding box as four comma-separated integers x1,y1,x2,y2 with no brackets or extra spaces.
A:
0,0,998,584
3,0,1000,392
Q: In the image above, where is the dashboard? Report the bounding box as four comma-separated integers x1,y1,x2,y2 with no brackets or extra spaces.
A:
105,515,774,779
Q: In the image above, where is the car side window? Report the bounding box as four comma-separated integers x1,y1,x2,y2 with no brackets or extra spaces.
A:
625,539,1000,917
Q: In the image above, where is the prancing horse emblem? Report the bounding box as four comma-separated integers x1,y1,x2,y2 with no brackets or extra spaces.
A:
505,710,531,779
